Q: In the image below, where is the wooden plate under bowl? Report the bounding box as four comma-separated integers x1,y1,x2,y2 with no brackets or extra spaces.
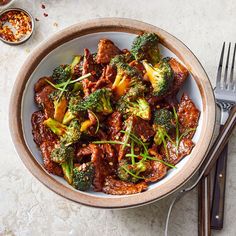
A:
9,18,216,209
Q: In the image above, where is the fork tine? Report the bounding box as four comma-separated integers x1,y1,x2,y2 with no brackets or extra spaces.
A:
223,42,231,89
229,43,236,90
216,42,225,88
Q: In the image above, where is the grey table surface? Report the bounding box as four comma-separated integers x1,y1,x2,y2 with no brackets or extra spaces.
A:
0,0,236,235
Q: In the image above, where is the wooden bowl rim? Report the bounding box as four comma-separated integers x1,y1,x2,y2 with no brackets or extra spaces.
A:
9,18,216,209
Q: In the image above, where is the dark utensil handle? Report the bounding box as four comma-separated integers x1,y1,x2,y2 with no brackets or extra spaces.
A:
198,176,211,236
211,126,228,230
203,105,236,177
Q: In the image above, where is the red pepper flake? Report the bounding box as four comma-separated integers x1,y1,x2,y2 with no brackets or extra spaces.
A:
43,13,48,17
0,10,32,42
35,17,40,21
41,3,46,9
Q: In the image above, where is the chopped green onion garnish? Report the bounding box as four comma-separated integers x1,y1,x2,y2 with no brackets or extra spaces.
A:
140,153,176,169
125,153,175,169
45,73,91,90
120,166,145,179
88,110,100,134
177,128,196,149
59,73,91,87
130,140,135,165
121,120,132,150
92,141,131,147
58,77,72,101
121,130,148,154
45,79,65,91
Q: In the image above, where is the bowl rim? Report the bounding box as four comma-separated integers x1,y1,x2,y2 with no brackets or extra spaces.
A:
9,17,216,209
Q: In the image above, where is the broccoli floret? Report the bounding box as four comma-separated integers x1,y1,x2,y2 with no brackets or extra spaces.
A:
52,55,83,84
70,82,84,94
73,162,94,191
51,144,74,164
154,109,174,131
44,117,67,136
52,65,71,84
111,55,147,98
131,33,160,65
117,97,151,120
71,55,82,75
110,54,134,67
153,108,174,145
50,144,74,184
117,160,147,183
61,119,81,145
44,118,81,146
143,59,173,96
62,92,84,125
124,79,147,101
76,88,113,115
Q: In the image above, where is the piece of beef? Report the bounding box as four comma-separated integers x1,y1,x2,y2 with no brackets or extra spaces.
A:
163,137,195,165
106,111,123,140
82,48,103,96
144,148,167,182
144,161,167,183
132,116,155,142
91,65,116,92
82,48,103,80
76,143,117,191
100,143,117,169
31,110,63,176
34,76,53,93
90,144,105,191
34,77,55,119
168,58,189,95
96,39,121,64
40,141,63,176
102,176,148,195
31,110,57,146
76,145,93,162
177,93,200,136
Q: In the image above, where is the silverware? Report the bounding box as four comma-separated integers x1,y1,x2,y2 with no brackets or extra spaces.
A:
198,42,236,235
198,175,211,236
165,105,236,236
210,42,236,229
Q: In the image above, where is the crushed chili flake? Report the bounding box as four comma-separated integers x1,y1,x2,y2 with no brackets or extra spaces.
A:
35,17,40,21
0,10,32,43
41,3,46,9
43,13,48,17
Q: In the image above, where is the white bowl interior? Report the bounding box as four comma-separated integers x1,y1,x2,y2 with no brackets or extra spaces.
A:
21,32,202,198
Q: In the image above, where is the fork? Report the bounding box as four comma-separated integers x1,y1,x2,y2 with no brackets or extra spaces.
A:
209,42,236,230
199,42,236,234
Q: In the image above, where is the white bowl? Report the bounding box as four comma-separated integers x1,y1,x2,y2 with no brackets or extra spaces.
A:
9,18,215,208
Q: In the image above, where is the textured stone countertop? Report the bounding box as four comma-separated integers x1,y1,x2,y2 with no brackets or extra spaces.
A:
0,0,236,235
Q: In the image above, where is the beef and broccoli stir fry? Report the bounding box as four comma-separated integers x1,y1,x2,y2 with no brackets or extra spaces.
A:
31,33,200,195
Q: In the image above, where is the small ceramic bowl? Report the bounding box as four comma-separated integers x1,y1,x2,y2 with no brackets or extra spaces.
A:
9,18,216,208
0,7,34,45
